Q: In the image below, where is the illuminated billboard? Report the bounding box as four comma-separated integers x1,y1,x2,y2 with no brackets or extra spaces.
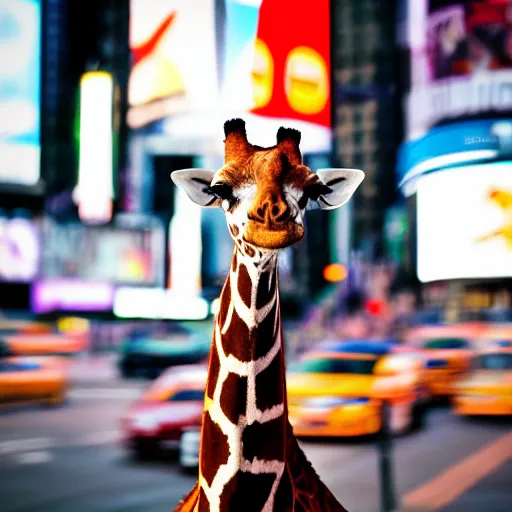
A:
40,217,165,287
127,0,331,152
0,217,40,282
73,72,115,224
403,0,512,141
127,0,219,128
417,161,512,282
0,0,41,186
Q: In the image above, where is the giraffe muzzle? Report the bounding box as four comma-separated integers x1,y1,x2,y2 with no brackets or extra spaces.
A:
244,219,305,249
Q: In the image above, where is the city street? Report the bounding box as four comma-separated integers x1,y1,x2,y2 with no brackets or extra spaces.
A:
0,376,510,512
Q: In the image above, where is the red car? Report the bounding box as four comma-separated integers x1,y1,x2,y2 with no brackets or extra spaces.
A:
121,364,206,460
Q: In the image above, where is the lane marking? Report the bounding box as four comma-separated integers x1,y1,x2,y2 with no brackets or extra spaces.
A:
0,438,53,454
0,431,121,461
402,431,512,511
76,430,120,446
16,451,54,465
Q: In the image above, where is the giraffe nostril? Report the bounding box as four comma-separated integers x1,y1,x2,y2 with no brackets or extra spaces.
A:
275,206,291,223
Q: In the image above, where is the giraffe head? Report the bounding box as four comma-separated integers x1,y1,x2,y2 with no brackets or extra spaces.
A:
171,119,364,255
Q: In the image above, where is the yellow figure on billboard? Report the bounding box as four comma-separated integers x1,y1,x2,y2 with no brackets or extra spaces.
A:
128,11,186,108
285,46,329,115
476,188,512,250
252,39,274,109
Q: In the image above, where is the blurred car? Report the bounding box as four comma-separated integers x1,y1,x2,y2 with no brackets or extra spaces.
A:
479,323,512,344
287,341,428,437
405,324,480,397
3,332,88,357
0,340,69,406
118,324,210,379
121,364,206,460
0,319,54,335
452,341,512,416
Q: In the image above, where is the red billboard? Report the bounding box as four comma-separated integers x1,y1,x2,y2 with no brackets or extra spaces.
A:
249,0,331,128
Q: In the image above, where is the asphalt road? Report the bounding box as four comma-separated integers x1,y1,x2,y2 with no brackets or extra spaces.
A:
0,380,511,512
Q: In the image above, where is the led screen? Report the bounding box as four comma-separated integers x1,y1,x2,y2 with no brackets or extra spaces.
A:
40,218,165,286
0,0,41,185
127,0,331,153
403,0,512,141
0,216,40,282
417,161,512,281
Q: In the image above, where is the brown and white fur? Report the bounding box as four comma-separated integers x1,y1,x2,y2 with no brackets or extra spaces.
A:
172,119,364,512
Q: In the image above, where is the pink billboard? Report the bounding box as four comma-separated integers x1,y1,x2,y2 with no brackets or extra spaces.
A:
404,0,512,140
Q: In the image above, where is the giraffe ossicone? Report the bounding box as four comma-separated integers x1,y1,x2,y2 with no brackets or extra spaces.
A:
172,119,364,512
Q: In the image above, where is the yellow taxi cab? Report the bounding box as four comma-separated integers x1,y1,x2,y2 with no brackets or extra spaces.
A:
404,324,480,397
452,341,512,416
0,317,89,356
0,340,69,406
287,341,428,437
0,319,53,335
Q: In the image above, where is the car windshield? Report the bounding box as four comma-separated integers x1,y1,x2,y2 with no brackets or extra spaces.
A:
289,357,377,375
477,353,512,371
167,389,205,402
424,338,469,350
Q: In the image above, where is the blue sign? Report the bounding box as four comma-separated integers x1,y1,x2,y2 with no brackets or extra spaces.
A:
0,0,41,186
397,119,512,189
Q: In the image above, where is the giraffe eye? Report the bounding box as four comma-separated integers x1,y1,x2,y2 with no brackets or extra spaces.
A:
209,182,233,200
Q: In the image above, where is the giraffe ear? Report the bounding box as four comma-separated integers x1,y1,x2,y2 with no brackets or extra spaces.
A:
314,168,365,210
170,169,221,208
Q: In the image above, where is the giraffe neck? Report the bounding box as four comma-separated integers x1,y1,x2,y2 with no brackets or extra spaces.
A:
198,248,290,511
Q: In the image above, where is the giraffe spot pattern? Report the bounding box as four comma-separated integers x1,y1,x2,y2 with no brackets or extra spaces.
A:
255,346,285,411
218,276,231,327
197,487,209,512
220,307,251,362
231,251,237,272
273,468,294,512
256,270,276,309
253,299,278,360
244,244,256,257
242,416,286,462
200,411,230,487
219,471,276,512
237,263,252,308
229,224,240,237
220,372,248,424
206,343,220,401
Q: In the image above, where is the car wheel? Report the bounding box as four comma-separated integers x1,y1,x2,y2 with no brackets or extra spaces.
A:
46,389,67,407
120,367,135,379
132,440,158,461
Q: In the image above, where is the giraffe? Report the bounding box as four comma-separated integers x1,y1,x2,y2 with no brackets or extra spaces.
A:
171,119,364,512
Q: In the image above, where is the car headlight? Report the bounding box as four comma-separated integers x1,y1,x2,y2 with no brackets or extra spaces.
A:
131,414,160,430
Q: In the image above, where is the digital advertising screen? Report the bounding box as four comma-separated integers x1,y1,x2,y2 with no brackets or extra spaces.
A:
0,0,41,186
417,161,512,282
0,216,40,282
127,0,331,153
40,218,165,287
403,0,512,141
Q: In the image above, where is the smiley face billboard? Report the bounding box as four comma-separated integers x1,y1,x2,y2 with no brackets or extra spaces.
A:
249,0,331,128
